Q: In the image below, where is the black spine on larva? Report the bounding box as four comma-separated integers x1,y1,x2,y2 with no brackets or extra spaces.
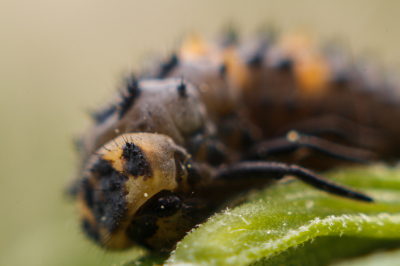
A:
122,142,152,179
219,63,227,77
247,41,268,66
177,79,187,97
90,106,117,124
275,58,293,71
323,44,350,85
158,54,179,78
82,178,95,209
72,137,84,153
119,76,141,119
220,25,238,47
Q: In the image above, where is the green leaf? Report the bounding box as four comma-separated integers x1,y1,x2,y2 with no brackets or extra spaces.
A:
120,252,169,266
125,165,400,266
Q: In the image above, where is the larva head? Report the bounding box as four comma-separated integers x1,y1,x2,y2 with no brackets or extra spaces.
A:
77,133,189,249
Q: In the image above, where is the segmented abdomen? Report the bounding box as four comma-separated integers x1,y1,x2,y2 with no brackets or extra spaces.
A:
83,31,400,171
142,32,400,162
73,30,400,250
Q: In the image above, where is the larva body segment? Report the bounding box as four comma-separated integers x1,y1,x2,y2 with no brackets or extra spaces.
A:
242,43,400,160
71,30,400,251
240,33,400,157
81,78,215,164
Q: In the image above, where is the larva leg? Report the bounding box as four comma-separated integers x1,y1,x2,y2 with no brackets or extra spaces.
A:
244,131,377,163
214,161,373,202
187,134,229,165
274,114,387,150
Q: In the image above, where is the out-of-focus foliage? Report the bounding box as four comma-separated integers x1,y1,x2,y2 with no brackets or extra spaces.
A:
123,164,400,266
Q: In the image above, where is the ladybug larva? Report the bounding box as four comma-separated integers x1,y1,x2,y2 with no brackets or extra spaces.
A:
77,132,371,250
70,30,400,251
78,133,191,249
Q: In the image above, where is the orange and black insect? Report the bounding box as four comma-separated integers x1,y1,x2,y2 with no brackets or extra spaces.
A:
69,30,400,250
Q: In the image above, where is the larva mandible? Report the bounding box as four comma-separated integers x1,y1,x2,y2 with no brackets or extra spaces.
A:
69,29,400,251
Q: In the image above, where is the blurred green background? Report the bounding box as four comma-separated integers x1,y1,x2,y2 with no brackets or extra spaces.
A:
1,1,400,265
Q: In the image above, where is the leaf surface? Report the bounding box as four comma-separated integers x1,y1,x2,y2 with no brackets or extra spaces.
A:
124,165,400,266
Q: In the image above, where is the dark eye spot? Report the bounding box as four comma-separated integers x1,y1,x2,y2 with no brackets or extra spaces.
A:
154,195,182,217
127,192,183,249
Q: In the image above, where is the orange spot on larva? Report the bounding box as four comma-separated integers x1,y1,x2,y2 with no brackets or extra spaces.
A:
279,32,331,95
294,56,330,95
223,48,251,89
180,34,210,60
